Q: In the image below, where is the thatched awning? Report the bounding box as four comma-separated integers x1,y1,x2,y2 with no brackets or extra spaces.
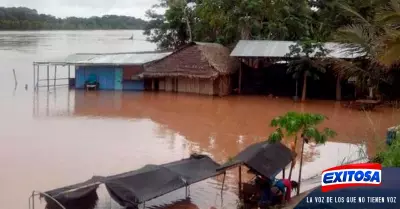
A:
143,42,238,79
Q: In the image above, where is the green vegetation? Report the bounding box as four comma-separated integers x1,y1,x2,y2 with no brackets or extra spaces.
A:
144,0,400,99
144,0,392,49
268,112,337,195
286,41,330,101
372,133,400,167
0,7,147,30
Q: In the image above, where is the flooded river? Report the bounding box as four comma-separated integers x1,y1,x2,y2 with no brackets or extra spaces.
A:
1,30,400,209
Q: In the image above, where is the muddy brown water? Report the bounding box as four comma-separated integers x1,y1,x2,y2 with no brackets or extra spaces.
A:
1,31,400,209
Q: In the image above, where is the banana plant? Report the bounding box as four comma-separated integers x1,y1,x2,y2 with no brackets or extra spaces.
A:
268,112,337,195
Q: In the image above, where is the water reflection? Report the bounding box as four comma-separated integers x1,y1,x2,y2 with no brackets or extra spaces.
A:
67,90,400,158
28,90,391,209
33,89,74,117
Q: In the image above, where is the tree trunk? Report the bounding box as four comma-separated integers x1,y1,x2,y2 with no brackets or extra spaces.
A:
369,87,374,99
288,135,298,181
297,139,305,196
336,75,342,101
301,74,307,101
184,9,192,42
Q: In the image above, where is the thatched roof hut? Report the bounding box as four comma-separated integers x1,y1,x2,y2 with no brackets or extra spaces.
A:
143,42,238,80
142,42,238,96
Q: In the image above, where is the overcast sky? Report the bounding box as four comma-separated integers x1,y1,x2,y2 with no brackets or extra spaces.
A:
0,0,160,19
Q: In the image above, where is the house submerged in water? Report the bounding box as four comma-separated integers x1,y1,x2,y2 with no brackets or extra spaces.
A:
143,42,238,96
34,40,361,99
33,51,172,91
33,42,237,96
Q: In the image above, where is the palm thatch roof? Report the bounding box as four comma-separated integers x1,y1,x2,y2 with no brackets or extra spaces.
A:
143,42,238,79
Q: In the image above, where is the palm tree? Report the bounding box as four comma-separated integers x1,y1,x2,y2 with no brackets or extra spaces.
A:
268,112,337,195
329,0,399,98
286,41,330,101
375,0,400,65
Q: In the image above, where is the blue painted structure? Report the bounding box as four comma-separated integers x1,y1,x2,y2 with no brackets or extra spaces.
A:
75,66,144,91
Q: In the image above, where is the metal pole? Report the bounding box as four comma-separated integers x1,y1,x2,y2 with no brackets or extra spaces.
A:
32,191,66,209
221,171,226,206
36,65,39,89
35,89,39,116
68,65,71,87
67,88,70,114
33,64,35,90
221,172,226,208
31,191,34,209
283,168,285,179
54,65,57,86
46,65,49,91
221,172,226,193
46,90,49,116
238,166,242,199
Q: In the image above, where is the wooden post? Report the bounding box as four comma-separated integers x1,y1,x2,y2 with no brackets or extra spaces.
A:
238,59,242,94
336,74,342,101
46,65,50,90
297,139,306,196
282,168,285,179
13,69,17,87
238,165,242,199
54,65,57,86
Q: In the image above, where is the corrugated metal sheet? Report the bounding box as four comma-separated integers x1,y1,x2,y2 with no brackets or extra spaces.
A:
35,51,172,65
230,40,364,59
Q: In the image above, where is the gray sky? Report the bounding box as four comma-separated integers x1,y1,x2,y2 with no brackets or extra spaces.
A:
0,0,161,19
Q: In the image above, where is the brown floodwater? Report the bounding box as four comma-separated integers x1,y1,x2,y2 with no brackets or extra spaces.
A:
1,31,400,209
24,89,398,209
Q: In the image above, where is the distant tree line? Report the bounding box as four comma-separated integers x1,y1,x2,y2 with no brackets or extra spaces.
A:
0,7,148,30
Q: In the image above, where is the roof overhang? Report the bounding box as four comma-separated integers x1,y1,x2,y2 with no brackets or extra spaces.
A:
33,51,173,66
230,40,365,59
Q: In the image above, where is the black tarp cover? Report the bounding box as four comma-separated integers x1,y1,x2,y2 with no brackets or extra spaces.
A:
44,154,221,207
217,141,294,178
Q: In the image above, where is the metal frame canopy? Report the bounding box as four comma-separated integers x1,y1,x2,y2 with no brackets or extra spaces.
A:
216,141,295,198
30,154,223,209
32,51,172,90
217,141,294,177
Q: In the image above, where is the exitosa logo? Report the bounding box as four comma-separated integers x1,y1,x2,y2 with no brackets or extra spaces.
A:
321,163,382,192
